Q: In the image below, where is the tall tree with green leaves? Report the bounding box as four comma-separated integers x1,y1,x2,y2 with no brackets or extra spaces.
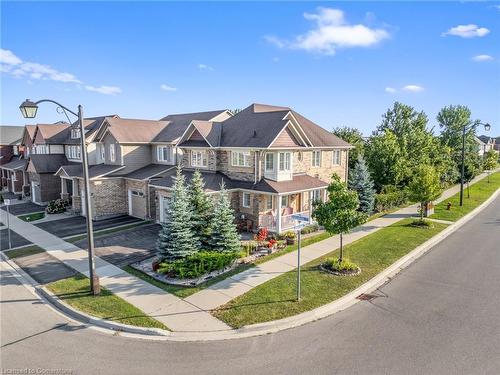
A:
209,182,241,253
348,156,375,213
332,126,365,169
156,165,199,261
313,174,367,262
189,169,213,248
407,165,442,222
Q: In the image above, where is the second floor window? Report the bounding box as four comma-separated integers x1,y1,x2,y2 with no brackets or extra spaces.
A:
157,146,172,163
99,144,105,161
279,152,291,171
265,153,274,171
71,128,81,139
312,151,321,167
68,145,81,159
36,145,49,154
109,144,116,162
332,150,341,165
191,150,207,167
231,151,251,167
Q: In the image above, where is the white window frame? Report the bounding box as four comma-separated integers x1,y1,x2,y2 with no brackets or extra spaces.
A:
157,146,172,163
68,145,81,160
36,145,49,154
265,153,274,172
109,144,116,162
279,152,291,172
266,196,273,210
191,150,208,167
312,189,321,202
332,150,341,165
100,143,105,161
11,172,17,181
242,192,251,208
71,128,81,139
13,146,19,156
231,151,251,167
312,150,321,167
281,195,289,208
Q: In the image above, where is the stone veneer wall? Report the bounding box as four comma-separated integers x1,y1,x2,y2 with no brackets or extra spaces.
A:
216,150,255,182
179,148,217,171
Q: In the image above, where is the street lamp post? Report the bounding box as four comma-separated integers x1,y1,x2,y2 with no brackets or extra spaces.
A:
20,99,100,295
459,121,491,207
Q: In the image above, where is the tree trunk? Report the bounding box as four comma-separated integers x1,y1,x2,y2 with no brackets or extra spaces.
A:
467,181,470,198
339,232,343,262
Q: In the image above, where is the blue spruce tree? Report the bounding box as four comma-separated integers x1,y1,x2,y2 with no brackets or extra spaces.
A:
188,169,213,248
348,156,376,213
156,165,199,260
209,181,241,253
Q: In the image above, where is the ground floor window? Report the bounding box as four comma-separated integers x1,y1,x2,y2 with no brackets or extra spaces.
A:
281,195,289,208
312,189,321,202
266,196,273,210
242,192,251,207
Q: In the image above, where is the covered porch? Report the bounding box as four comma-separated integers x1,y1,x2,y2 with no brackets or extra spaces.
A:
258,188,326,233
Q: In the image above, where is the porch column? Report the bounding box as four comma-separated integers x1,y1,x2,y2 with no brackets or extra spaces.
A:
276,194,282,233
308,191,313,224
60,178,68,199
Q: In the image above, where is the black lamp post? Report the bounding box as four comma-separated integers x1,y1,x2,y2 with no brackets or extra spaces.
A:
459,121,491,206
20,99,100,295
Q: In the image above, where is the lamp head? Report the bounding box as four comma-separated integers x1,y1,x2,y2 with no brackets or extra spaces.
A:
19,99,38,119
484,123,491,132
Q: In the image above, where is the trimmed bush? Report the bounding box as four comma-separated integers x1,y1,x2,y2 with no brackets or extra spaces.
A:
374,185,408,212
300,223,320,235
157,251,239,279
46,198,70,214
324,257,359,272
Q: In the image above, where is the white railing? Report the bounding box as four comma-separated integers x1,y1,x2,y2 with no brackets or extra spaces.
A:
258,210,311,232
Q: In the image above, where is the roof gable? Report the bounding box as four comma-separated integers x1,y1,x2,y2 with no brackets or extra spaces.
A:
269,125,304,148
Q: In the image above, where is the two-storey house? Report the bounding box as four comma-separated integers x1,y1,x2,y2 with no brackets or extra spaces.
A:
0,125,26,195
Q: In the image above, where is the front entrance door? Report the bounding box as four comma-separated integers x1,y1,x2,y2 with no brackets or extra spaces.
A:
31,182,41,204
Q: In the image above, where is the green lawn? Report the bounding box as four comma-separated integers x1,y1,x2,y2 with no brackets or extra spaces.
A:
213,218,448,328
46,274,168,330
4,245,45,259
65,221,150,243
432,172,500,222
18,212,45,222
123,263,255,299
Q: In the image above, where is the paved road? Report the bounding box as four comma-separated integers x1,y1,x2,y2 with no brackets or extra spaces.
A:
2,195,499,375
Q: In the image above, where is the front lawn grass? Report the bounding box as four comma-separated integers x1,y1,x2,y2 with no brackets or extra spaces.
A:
46,274,168,330
123,262,255,299
213,218,447,328
432,172,500,222
4,245,45,259
18,212,45,222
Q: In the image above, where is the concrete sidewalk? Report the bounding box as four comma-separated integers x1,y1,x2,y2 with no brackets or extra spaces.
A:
183,170,496,311
0,210,230,332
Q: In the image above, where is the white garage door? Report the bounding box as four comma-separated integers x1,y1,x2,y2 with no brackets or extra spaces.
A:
128,190,146,218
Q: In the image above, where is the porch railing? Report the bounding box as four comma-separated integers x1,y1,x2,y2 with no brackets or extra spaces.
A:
258,210,311,232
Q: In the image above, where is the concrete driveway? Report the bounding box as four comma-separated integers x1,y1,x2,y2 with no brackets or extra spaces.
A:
35,215,143,238
0,228,31,250
74,224,160,267
12,252,78,284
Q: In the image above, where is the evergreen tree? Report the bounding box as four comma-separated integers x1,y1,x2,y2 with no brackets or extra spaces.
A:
156,165,199,261
188,169,213,248
209,181,241,253
348,156,376,213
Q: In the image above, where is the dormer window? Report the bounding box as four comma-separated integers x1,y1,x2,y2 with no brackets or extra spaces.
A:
109,144,116,162
71,128,81,139
157,146,172,163
278,152,291,171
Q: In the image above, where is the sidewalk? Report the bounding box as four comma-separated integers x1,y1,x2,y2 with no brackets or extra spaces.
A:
183,170,496,311
0,210,229,332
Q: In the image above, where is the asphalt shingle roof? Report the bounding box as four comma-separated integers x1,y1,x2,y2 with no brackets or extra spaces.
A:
150,169,233,193
0,126,25,145
57,164,125,179
27,154,72,174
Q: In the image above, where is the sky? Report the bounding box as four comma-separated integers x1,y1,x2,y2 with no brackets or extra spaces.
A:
1,1,499,136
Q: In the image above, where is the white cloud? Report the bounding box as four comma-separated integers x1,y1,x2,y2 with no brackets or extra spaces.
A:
402,85,424,92
0,49,22,65
160,84,177,92
442,24,490,38
472,54,494,62
198,63,214,71
385,87,397,93
266,7,390,55
272,57,280,63
85,85,122,95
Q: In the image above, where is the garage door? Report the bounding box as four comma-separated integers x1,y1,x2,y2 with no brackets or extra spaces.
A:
128,190,146,219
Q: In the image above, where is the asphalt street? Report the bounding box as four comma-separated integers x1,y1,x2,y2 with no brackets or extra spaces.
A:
1,195,499,375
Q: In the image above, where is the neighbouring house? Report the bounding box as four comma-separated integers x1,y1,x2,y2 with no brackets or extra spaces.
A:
0,125,26,195
477,135,499,155
149,104,352,233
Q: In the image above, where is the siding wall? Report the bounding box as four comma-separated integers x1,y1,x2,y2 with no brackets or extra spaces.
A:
120,144,152,174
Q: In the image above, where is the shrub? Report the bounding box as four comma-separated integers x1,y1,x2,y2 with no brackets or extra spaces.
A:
276,240,287,249
325,257,359,272
374,185,408,212
157,251,239,279
300,223,320,235
409,219,433,228
256,227,269,241
241,241,258,256
281,231,296,240
46,198,70,214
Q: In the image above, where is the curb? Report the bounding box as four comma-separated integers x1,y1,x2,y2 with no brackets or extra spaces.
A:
4,186,499,341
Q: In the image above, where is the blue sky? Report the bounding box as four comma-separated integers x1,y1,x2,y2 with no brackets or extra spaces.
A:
1,1,499,136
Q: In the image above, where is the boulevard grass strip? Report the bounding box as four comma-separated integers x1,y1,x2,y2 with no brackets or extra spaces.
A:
18,212,45,222
65,221,150,243
47,274,168,330
123,263,255,299
213,218,447,328
4,245,45,259
432,172,500,222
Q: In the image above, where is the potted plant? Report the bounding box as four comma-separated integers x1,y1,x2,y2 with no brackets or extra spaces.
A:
283,231,296,245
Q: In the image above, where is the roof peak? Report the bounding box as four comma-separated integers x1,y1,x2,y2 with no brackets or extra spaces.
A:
251,103,290,113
